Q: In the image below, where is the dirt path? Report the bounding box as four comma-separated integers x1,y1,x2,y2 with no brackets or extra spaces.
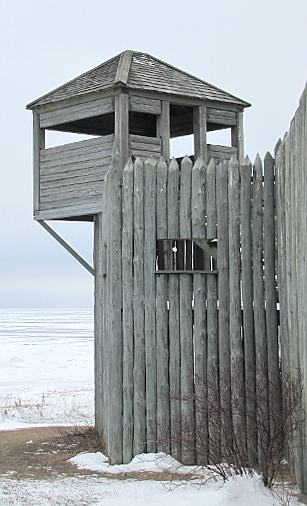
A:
0,426,102,480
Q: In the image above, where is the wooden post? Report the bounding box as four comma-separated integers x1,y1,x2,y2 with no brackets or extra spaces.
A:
228,156,246,453
216,159,230,456
133,157,146,455
252,154,268,467
240,156,256,465
231,111,244,164
192,156,208,464
94,213,103,435
114,92,129,171
122,159,134,463
105,142,123,463
264,152,281,436
156,157,170,452
144,157,157,452
167,158,181,460
33,112,45,212
179,156,195,464
206,158,219,462
193,106,207,161
157,101,170,160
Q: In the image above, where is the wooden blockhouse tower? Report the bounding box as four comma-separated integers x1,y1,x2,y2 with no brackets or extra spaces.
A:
28,51,250,464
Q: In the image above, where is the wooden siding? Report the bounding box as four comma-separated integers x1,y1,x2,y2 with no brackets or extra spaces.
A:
129,134,161,159
39,135,113,213
39,97,114,128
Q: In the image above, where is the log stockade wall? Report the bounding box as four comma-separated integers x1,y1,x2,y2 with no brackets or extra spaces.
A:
276,84,307,490
95,150,280,466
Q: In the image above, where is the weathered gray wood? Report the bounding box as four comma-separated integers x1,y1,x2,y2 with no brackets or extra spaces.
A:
130,95,162,115
105,141,123,464
94,214,103,435
33,112,45,211
193,106,207,161
130,134,162,146
264,152,281,436
157,101,170,160
231,111,244,163
228,156,245,453
216,159,230,455
40,97,114,128
207,145,237,164
40,164,109,183
115,93,129,170
41,172,105,190
252,154,268,466
205,158,219,463
144,157,157,452
41,179,104,197
40,186,102,203
115,50,133,84
167,158,181,460
156,157,170,453
240,156,256,465
133,157,146,455
41,143,112,169
122,159,134,463
34,200,101,220
192,156,207,464
179,156,195,464
206,158,217,241
207,108,237,126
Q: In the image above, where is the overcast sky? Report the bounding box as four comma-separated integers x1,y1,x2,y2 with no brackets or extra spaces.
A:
0,0,306,308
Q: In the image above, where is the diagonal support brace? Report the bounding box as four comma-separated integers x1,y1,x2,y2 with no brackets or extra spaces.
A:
38,220,95,276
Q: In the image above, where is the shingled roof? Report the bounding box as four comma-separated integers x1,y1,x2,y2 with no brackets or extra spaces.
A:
27,50,250,109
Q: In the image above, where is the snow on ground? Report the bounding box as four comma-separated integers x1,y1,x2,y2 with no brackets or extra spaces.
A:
0,473,301,506
0,309,94,428
0,309,303,505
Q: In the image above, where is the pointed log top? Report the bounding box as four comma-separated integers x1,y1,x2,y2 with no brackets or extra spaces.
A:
157,157,167,170
169,157,179,172
243,154,252,166
274,139,282,157
134,157,144,170
207,157,216,172
264,151,274,163
124,157,134,172
254,153,263,169
145,156,158,167
181,155,193,169
229,154,239,167
193,155,206,170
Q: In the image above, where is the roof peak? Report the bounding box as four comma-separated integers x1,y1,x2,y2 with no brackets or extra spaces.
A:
27,50,250,110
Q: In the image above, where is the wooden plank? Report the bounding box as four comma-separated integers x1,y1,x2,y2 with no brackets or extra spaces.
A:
131,150,161,159
33,112,45,211
130,95,162,115
228,156,245,453
207,108,237,126
157,101,170,160
130,134,161,146
231,111,244,163
193,106,207,161
252,154,268,467
41,179,104,197
179,156,195,464
105,142,123,464
206,158,217,241
207,145,237,164
167,158,181,461
40,135,114,158
40,148,111,169
133,157,146,455
205,157,219,463
34,200,101,220
122,159,134,463
40,163,109,182
115,93,129,170
39,97,114,128
216,159,230,457
40,158,110,178
40,186,103,203
264,152,281,436
144,157,157,453
156,157,170,453
94,214,103,435
41,172,106,190
240,156,256,465
115,50,133,84
192,156,207,464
